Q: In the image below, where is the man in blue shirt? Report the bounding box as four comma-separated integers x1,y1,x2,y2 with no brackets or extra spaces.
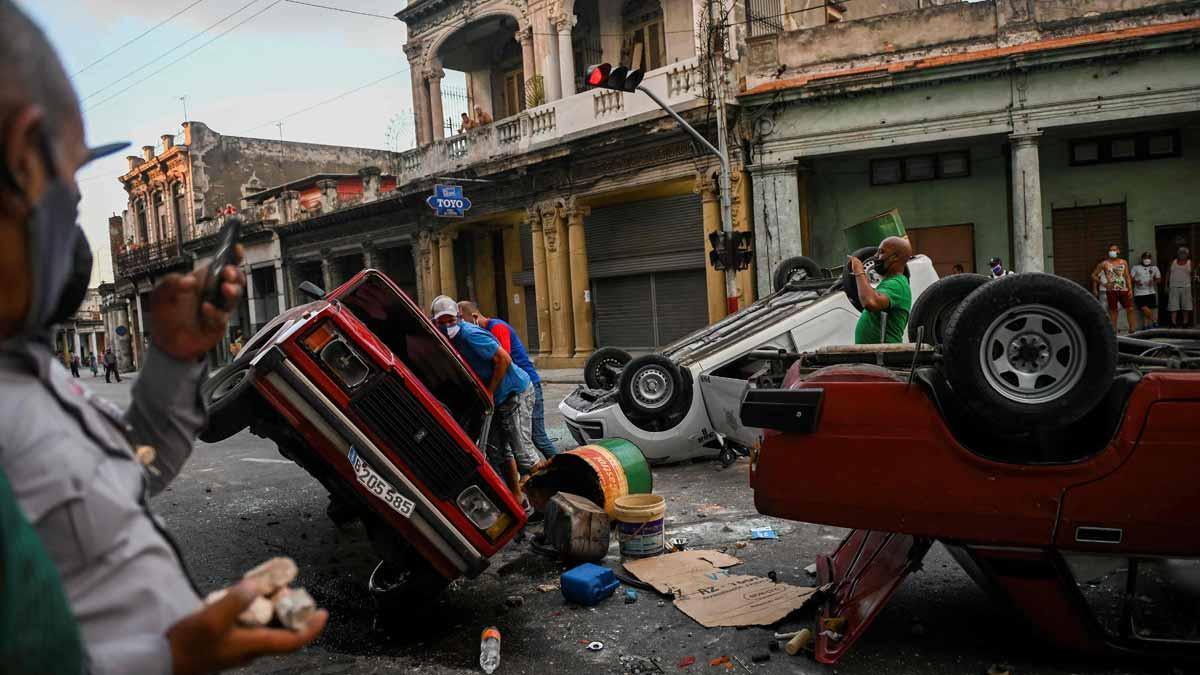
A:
459,300,557,458
431,296,542,502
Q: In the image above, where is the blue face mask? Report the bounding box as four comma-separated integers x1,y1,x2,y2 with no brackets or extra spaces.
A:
992,264,1004,276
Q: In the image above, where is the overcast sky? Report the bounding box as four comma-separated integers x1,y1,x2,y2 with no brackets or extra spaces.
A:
22,0,464,286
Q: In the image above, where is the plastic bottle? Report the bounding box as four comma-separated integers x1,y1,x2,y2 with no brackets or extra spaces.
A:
479,626,501,673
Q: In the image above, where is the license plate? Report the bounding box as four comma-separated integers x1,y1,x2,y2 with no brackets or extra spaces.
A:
348,446,415,518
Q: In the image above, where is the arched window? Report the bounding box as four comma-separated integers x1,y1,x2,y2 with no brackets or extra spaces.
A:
153,190,167,242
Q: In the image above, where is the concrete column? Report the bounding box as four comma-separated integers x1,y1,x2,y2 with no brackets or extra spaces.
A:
544,204,574,360
529,208,552,355
89,331,98,359
275,261,287,311
556,15,577,98
409,67,431,146
316,179,339,213
748,161,803,297
132,292,144,369
362,241,377,270
518,29,536,108
429,67,446,140
501,223,529,343
416,231,439,308
320,250,335,293
696,171,726,324
281,190,301,224
1010,132,1045,273
245,264,259,330
565,201,594,357
541,19,563,102
359,166,382,203
473,231,498,317
72,330,83,360
437,231,458,299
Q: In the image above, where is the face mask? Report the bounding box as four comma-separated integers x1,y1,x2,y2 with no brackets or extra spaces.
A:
1143,259,1152,266
992,265,1004,276
20,170,89,337
1108,251,1118,259
439,322,460,340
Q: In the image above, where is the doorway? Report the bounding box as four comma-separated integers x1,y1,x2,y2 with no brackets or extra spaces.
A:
1155,223,1199,325
1051,203,1128,290
906,223,975,277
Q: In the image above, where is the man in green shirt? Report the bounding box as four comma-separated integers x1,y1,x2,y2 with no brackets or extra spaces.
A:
850,236,914,344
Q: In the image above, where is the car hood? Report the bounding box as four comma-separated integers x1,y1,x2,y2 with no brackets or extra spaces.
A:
236,301,326,365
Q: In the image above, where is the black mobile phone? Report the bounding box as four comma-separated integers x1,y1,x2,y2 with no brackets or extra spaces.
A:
203,216,241,312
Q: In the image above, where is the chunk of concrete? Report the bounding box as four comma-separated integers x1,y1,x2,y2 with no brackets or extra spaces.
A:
243,557,298,596
274,587,316,631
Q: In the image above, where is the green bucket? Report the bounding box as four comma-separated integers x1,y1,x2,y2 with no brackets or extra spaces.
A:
843,209,906,252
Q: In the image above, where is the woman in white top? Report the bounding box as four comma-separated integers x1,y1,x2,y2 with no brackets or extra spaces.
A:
1130,251,1163,330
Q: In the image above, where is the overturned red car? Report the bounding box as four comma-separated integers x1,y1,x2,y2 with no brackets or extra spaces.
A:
743,273,1200,664
200,270,527,599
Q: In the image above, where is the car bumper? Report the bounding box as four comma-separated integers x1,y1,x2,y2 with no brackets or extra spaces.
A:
255,347,488,577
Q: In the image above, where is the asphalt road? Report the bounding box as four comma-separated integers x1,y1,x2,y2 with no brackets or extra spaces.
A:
82,374,1171,675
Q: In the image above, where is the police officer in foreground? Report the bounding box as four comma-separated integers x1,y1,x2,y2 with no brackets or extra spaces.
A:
0,2,326,672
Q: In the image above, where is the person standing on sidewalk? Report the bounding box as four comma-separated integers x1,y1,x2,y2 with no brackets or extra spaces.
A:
459,300,557,458
1131,252,1163,330
1094,244,1136,333
103,347,120,383
68,352,79,377
1168,247,1196,327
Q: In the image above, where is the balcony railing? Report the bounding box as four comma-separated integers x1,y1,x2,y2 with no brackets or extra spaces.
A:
115,238,186,277
395,58,704,185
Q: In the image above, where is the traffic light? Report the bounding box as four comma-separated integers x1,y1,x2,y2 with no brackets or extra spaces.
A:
584,63,644,92
708,231,755,271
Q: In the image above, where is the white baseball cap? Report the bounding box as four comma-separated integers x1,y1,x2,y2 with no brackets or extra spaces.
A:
431,295,458,320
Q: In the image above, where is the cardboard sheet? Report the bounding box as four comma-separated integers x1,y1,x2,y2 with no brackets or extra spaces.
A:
624,550,815,628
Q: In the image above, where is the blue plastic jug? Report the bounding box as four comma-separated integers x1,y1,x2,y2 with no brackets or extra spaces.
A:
560,563,620,606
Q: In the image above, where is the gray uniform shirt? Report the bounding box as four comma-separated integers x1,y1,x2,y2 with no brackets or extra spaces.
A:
0,339,206,674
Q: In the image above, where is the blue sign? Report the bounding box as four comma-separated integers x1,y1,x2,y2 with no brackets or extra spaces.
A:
427,184,472,218
115,325,127,336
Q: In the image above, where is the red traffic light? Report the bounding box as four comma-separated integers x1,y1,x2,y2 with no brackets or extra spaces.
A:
585,63,611,88
584,62,643,92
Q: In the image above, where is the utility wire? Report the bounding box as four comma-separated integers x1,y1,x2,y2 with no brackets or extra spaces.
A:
242,68,410,134
282,0,397,20
81,0,266,102
85,0,285,113
72,0,210,77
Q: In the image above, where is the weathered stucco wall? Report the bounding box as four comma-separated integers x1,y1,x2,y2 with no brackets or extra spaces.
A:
184,121,400,221
1039,122,1200,275
806,137,1011,272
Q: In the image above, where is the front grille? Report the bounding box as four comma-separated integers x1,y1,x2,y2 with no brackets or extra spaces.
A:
351,376,478,500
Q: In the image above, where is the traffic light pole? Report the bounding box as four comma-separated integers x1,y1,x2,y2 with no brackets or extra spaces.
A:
635,84,739,313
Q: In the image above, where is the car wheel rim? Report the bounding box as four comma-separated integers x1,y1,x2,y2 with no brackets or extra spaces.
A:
631,366,674,410
978,304,1087,405
212,369,248,401
788,268,809,282
595,358,623,387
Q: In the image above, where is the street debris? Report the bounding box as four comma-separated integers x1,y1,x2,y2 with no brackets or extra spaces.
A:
204,556,316,631
730,655,753,673
734,541,747,549
625,588,639,604
615,494,667,558
677,656,695,668
620,654,663,673
541,492,611,562
586,641,605,651
243,556,298,596
784,628,812,655
273,587,316,631
479,627,501,674
561,562,620,606
668,537,689,552
750,527,778,540
537,583,559,593
623,550,815,628
804,563,817,576
505,595,524,608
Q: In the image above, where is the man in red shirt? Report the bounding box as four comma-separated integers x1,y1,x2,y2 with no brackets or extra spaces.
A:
459,301,557,458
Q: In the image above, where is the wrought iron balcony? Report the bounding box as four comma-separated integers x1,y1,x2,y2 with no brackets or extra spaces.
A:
115,238,187,278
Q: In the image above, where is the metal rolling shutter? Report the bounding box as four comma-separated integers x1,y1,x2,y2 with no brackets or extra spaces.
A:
653,269,709,345
586,194,707,350
1051,204,1127,289
593,275,654,350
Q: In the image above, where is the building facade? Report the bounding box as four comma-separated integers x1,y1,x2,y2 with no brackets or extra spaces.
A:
111,121,404,368
53,288,106,370
738,0,1200,317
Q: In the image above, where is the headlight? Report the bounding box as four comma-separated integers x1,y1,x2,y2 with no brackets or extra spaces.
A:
457,485,501,530
320,338,370,388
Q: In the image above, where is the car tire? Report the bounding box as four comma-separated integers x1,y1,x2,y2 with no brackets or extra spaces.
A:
618,354,685,419
841,246,881,311
199,362,258,443
773,256,821,292
584,347,633,390
908,274,990,345
942,273,1116,428
364,516,450,606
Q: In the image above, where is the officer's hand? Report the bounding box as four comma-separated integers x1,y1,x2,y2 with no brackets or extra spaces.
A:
847,255,865,276
150,245,246,361
167,580,328,675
